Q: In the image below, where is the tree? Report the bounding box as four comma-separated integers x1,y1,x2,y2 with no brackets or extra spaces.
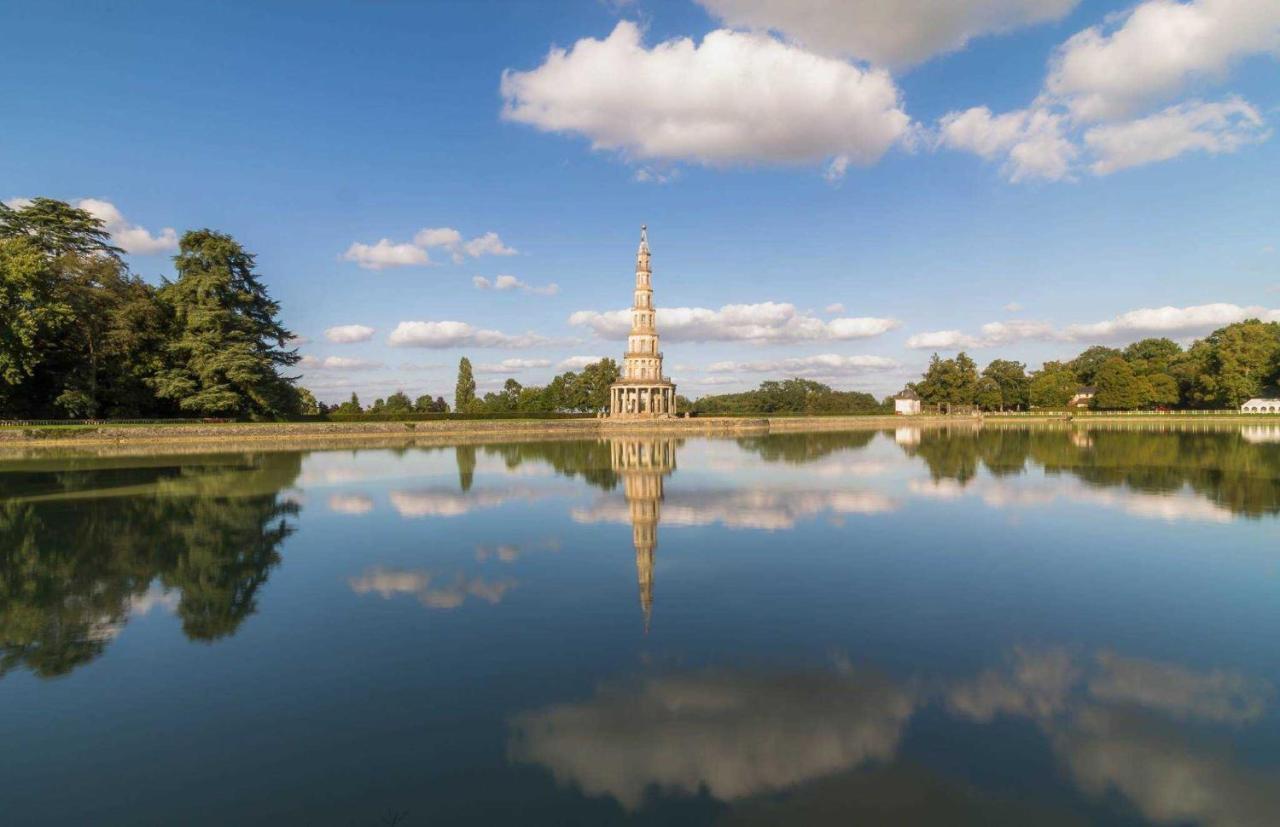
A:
152,230,300,417
981,359,1029,410
975,377,1004,411
455,357,476,411
0,237,72,395
916,353,978,407
0,197,122,260
296,387,321,416
1028,361,1077,408
1070,346,1124,384
336,392,362,415
414,394,448,413
578,358,621,412
1123,338,1182,375
1144,373,1180,408
1092,357,1142,410
1183,320,1280,408
383,390,413,414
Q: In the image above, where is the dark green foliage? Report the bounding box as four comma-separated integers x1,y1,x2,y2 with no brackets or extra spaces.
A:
916,353,979,406
1,199,300,420
1069,346,1123,384
152,230,300,418
980,359,1030,410
1092,357,1142,410
1028,361,1078,408
455,357,476,411
691,378,885,415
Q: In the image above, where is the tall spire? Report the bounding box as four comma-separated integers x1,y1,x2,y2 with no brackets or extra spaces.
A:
638,224,649,255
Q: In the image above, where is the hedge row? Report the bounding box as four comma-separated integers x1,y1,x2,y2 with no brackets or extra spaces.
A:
309,411,598,422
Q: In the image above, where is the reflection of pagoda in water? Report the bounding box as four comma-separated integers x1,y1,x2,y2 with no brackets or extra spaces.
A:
610,439,678,631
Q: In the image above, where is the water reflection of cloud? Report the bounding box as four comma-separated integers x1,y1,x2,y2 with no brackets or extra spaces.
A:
572,488,897,531
510,665,916,809
348,566,516,609
327,493,374,515
910,475,1235,524
388,486,544,518
513,648,1276,822
128,582,180,617
948,647,1278,827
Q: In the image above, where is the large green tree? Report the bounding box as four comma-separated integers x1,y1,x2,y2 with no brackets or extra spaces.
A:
1092,357,1143,410
1070,346,1123,384
981,359,1030,410
455,357,476,411
1182,320,1280,408
152,230,299,417
1028,361,1078,408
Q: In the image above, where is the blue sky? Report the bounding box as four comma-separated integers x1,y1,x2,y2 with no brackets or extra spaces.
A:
4,0,1278,402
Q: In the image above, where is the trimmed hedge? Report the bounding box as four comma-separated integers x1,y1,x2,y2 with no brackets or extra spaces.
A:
312,411,598,422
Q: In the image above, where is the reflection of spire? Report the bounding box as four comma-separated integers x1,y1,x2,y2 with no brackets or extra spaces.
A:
610,438,677,632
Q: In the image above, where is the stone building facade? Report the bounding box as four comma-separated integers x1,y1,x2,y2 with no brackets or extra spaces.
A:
609,226,677,418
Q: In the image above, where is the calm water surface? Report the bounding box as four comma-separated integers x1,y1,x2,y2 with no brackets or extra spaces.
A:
2,425,1279,825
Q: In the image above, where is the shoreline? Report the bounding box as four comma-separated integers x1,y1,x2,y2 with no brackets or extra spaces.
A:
1,412,1277,453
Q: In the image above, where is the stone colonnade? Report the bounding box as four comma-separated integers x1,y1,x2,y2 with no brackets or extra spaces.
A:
611,384,676,417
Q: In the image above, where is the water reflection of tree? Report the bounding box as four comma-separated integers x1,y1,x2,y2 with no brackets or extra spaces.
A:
735,430,876,464
901,427,1280,518
0,453,300,679
479,440,624,492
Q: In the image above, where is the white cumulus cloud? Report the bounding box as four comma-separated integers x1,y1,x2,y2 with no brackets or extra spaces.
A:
1084,97,1269,174
74,198,179,255
1064,302,1280,340
387,320,552,349
475,358,554,374
937,106,1078,181
324,324,376,344
569,302,899,344
1046,0,1280,122
342,239,432,270
557,355,606,370
299,355,384,371
473,274,559,295
500,21,911,177
696,0,1079,68
906,320,1060,349
707,353,899,376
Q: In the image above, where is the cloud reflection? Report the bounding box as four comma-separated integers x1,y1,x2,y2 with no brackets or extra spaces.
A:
573,488,897,531
348,566,516,609
510,664,916,809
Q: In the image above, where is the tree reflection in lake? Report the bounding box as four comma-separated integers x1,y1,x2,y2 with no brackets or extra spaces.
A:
896,425,1280,518
0,453,300,678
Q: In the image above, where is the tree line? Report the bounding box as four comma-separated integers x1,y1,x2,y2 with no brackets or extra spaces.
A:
912,325,1280,411
1,198,302,419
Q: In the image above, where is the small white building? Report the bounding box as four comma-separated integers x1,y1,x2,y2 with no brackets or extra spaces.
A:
1069,386,1096,408
1241,398,1280,413
894,389,922,416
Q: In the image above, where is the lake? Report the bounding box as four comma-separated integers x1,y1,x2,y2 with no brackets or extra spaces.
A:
2,424,1278,826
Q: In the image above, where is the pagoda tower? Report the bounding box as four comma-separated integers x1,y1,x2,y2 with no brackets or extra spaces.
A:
609,226,677,418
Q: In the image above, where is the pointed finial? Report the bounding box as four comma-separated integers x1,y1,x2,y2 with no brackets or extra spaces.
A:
639,224,649,252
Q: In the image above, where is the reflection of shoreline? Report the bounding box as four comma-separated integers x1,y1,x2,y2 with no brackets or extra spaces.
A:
512,647,1279,823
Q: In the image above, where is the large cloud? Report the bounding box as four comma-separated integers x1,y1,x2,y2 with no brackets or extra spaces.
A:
569,302,899,344
1083,97,1269,174
1046,0,1280,122
907,303,1280,349
936,0,1278,180
509,665,917,809
387,320,552,349
474,358,553,374
1063,302,1280,341
905,320,1059,349
344,228,517,269
696,0,1078,69
342,239,431,270
501,21,910,178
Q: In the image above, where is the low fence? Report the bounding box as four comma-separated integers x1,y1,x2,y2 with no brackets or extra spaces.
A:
985,409,1273,417
0,417,232,427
